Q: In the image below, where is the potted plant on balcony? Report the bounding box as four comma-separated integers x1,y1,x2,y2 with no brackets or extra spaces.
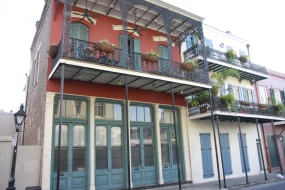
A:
220,93,236,112
48,44,58,58
238,55,248,64
180,59,197,71
225,49,237,59
95,39,115,54
142,49,159,63
191,90,210,113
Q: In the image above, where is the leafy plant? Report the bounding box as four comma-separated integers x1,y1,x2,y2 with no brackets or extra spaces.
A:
184,59,197,67
99,39,116,46
220,94,236,111
225,49,237,59
238,55,248,63
144,49,159,56
268,96,277,105
276,103,285,116
211,84,219,96
210,69,240,95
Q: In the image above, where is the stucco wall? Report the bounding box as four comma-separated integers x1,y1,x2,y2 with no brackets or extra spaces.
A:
187,118,264,184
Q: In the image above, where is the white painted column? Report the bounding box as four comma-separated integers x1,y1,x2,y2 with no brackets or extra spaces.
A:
154,104,163,184
41,92,55,190
180,106,192,181
90,97,95,190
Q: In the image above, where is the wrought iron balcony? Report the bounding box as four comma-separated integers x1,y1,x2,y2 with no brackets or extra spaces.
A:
183,45,267,75
52,38,207,84
189,96,285,118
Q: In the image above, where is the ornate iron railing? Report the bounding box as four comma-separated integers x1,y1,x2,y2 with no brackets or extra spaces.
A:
188,96,285,118
183,45,267,75
51,38,207,83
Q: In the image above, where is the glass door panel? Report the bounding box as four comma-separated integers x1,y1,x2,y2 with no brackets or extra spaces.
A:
143,128,154,167
111,127,123,169
96,126,108,170
131,127,141,167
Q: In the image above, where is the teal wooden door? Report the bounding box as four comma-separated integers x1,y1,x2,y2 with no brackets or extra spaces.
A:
220,133,232,175
200,134,214,178
70,23,89,58
131,126,156,186
266,135,279,168
160,127,179,183
238,134,250,172
52,124,87,190
95,125,124,190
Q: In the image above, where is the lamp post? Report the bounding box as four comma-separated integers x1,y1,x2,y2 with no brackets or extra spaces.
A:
6,104,26,190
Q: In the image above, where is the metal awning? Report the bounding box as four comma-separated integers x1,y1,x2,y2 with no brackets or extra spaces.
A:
49,59,211,96
189,111,285,124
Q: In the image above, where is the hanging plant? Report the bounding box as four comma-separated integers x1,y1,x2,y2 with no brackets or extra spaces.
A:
180,60,197,71
225,49,237,59
238,55,248,63
48,44,58,58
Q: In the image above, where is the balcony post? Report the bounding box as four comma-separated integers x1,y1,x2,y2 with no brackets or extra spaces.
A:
61,0,72,57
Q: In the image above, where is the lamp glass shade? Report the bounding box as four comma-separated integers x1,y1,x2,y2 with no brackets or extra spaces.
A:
14,104,26,126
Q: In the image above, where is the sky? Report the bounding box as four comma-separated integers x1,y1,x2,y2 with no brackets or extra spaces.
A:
0,0,284,112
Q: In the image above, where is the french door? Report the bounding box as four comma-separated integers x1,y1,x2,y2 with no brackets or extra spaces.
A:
52,124,87,190
130,126,156,186
95,125,124,190
160,127,179,183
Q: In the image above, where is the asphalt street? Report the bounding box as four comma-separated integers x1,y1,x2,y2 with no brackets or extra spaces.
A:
242,181,285,190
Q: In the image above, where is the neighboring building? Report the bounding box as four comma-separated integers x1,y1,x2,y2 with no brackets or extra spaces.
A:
24,0,285,190
255,70,285,174
185,24,284,185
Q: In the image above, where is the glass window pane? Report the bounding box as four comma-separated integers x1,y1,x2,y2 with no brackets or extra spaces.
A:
144,128,154,166
158,108,164,123
145,107,151,122
131,127,141,167
66,100,77,118
76,100,87,119
172,129,178,164
73,125,85,171
96,126,108,169
137,106,144,121
54,125,68,172
130,106,137,121
160,128,169,165
164,109,171,123
111,127,122,169
114,104,122,120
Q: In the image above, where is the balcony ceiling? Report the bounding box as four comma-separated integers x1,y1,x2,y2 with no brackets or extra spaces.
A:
197,59,268,82
189,111,285,124
65,0,202,38
49,60,211,96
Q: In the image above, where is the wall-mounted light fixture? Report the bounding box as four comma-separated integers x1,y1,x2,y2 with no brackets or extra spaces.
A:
250,79,256,85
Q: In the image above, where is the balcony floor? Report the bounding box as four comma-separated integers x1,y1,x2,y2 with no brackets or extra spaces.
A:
49,58,211,96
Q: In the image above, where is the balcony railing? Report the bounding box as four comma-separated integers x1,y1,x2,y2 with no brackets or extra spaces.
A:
52,38,206,84
183,45,267,75
189,96,285,118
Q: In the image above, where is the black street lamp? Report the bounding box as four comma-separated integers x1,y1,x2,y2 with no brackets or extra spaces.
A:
6,104,26,190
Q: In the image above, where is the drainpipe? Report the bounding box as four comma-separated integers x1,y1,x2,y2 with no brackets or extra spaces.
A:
22,74,29,145
246,44,251,64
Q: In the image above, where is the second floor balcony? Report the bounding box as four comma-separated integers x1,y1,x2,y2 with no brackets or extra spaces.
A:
184,45,268,82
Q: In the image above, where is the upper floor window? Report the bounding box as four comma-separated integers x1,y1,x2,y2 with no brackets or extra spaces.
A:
70,23,89,41
54,98,87,119
272,89,282,104
205,39,213,49
33,51,40,87
95,102,122,120
186,34,198,49
259,86,268,104
130,105,152,122
158,45,169,60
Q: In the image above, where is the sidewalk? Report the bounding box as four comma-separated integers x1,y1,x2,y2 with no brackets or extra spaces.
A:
145,173,285,190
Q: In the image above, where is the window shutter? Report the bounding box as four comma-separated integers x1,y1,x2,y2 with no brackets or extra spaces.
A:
70,23,79,39
238,87,244,101
118,35,124,49
79,24,88,41
243,88,249,102
222,84,226,96
228,84,233,95
252,90,257,103
269,88,274,104
134,39,141,53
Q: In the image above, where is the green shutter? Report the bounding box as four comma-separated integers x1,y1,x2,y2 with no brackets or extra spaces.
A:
70,23,79,39
134,39,141,53
70,23,88,41
118,35,124,49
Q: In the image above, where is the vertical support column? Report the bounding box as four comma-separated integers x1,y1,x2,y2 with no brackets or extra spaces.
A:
255,118,267,180
90,97,96,190
237,117,249,184
61,0,72,57
246,44,251,64
170,83,181,190
125,75,131,190
164,15,173,62
196,22,209,84
271,120,284,175
154,104,164,184
208,89,221,189
215,115,226,188
56,64,65,190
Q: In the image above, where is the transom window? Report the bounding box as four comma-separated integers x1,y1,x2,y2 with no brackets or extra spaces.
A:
95,102,122,120
54,99,87,119
159,108,178,124
130,105,152,122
